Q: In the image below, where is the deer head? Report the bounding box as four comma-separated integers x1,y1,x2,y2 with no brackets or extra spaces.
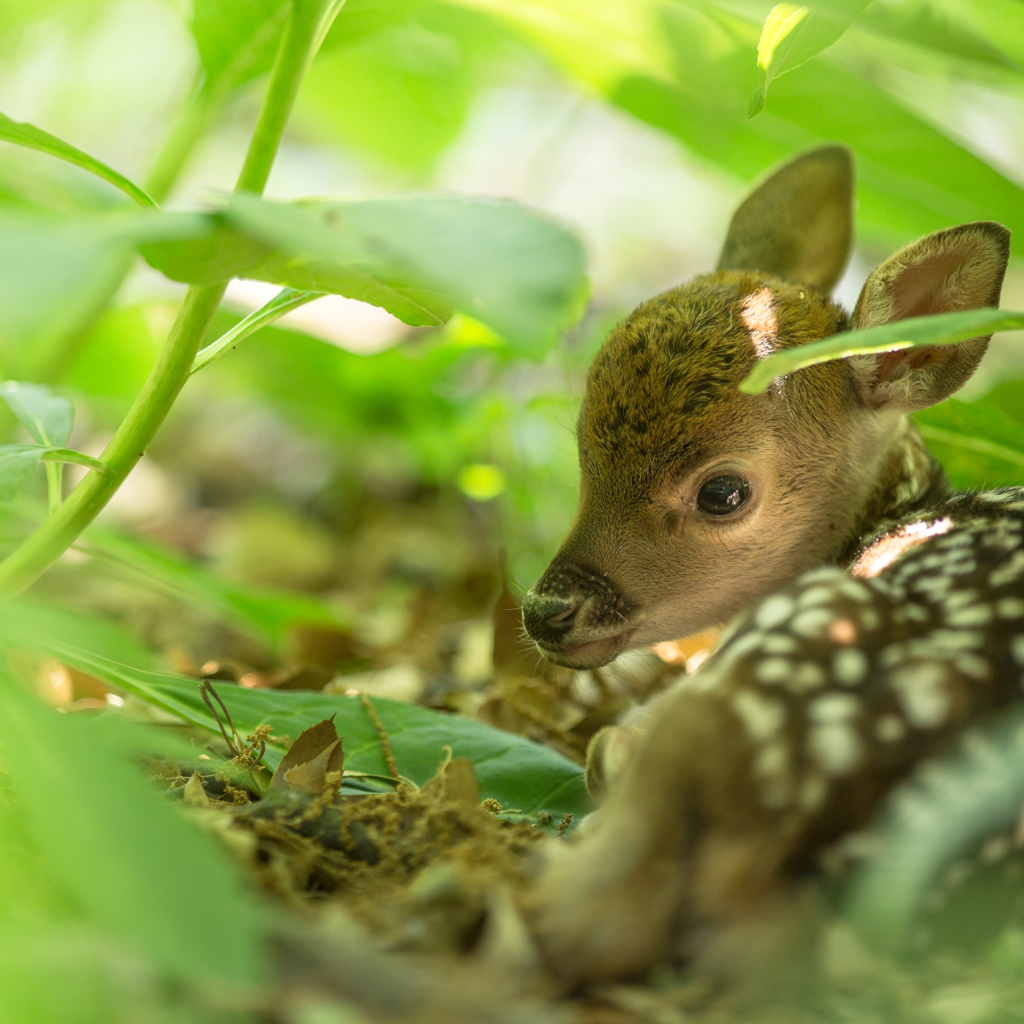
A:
522,145,1009,670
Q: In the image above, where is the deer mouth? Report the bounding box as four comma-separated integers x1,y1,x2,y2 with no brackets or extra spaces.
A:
535,629,635,670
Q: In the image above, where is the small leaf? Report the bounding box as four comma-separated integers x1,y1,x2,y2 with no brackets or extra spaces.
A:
284,739,345,794
739,309,1024,394
270,716,342,790
0,446,44,501
750,1,870,117
0,383,72,446
0,112,157,208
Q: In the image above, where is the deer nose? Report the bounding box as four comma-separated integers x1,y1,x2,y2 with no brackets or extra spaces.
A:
522,592,580,645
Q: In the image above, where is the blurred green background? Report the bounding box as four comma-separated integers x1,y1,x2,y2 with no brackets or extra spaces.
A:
3,2,1024,1020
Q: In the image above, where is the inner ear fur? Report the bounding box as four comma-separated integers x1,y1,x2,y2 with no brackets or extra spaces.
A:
716,145,853,293
851,221,1011,412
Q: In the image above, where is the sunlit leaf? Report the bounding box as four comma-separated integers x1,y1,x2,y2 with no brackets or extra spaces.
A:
143,193,588,351
0,112,156,208
740,309,1024,393
6,633,590,821
192,0,290,95
749,1,870,117
0,672,264,982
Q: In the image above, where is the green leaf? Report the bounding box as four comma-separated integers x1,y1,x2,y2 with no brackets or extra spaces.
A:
0,447,45,502
0,383,73,446
191,287,323,374
848,711,1024,953
739,309,1024,394
143,194,588,352
0,673,264,982
915,398,1024,489
0,445,110,503
0,211,209,355
750,1,870,117
8,633,590,821
0,112,157,208
192,0,291,96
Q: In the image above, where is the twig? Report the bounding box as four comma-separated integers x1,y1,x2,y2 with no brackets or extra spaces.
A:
200,679,241,756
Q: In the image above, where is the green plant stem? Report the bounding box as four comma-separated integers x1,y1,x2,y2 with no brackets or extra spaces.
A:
44,463,61,516
0,1,341,598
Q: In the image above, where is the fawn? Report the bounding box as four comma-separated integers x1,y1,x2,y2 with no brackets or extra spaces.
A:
520,145,1021,983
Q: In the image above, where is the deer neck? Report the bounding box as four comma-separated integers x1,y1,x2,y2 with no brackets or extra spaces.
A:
837,416,951,566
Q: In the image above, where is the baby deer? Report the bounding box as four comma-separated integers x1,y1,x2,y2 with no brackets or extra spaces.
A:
521,145,1021,983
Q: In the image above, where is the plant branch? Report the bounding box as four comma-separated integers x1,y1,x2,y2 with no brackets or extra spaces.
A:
0,0,342,597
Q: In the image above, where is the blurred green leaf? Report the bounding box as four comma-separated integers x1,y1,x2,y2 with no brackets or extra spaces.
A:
144,193,588,351
848,711,1024,953
750,1,870,117
0,382,73,446
857,1,1021,73
0,447,46,502
0,211,208,355
0,112,157,208
8,633,590,821
740,309,1024,394
916,398,1024,489
192,0,290,95
0,671,264,983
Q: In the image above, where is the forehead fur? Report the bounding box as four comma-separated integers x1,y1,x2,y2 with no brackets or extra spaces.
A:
580,270,850,464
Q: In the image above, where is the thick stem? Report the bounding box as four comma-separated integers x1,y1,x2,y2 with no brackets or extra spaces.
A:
0,2,340,597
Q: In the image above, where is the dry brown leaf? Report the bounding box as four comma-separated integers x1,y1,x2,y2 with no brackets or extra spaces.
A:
183,771,211,807
283,738,345,795
270,716,342,790
421,757,481,807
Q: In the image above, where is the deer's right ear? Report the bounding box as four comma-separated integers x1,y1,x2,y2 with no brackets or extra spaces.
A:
716,145,853,293
850,221,1011,413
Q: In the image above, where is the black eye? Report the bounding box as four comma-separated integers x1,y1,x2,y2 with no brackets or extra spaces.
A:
697,475,750,515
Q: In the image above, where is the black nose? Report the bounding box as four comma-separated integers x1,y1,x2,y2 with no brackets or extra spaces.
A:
522,591,580,645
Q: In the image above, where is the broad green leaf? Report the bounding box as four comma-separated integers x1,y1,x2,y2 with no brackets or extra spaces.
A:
0,382,73,446
915,398,1024,489
0,673,264,982
8,634,590,821
144,194,588,351
848,710,1024,952
191,287,323,374
740,309,1024,393
857,2,1021,73
0,211,209,354
0,112,156,208
750,1,870,117
192,0,290,95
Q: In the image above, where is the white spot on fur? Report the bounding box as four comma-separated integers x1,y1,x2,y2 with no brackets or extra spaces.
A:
755,595,794,630
945,604,993,627
833,648,868,686
875,714,906,742
997,597,1024,618
790,662,826,693
763,634,798,655
791,608,835,638
797,586,837,609
991,551,1024,588
954,653,989,679
731,689,786,741
809,723,862,776
1011,636,1024,666
755,657,792,685
891,663,950,728
810,692,860,722
799,774,828,812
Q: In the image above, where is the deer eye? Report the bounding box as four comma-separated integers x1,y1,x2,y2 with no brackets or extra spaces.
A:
697,476,750,515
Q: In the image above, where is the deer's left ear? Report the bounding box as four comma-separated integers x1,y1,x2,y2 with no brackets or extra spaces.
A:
851,221,1011,412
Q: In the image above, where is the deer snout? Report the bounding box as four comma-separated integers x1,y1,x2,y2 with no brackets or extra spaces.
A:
521,591,580,645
